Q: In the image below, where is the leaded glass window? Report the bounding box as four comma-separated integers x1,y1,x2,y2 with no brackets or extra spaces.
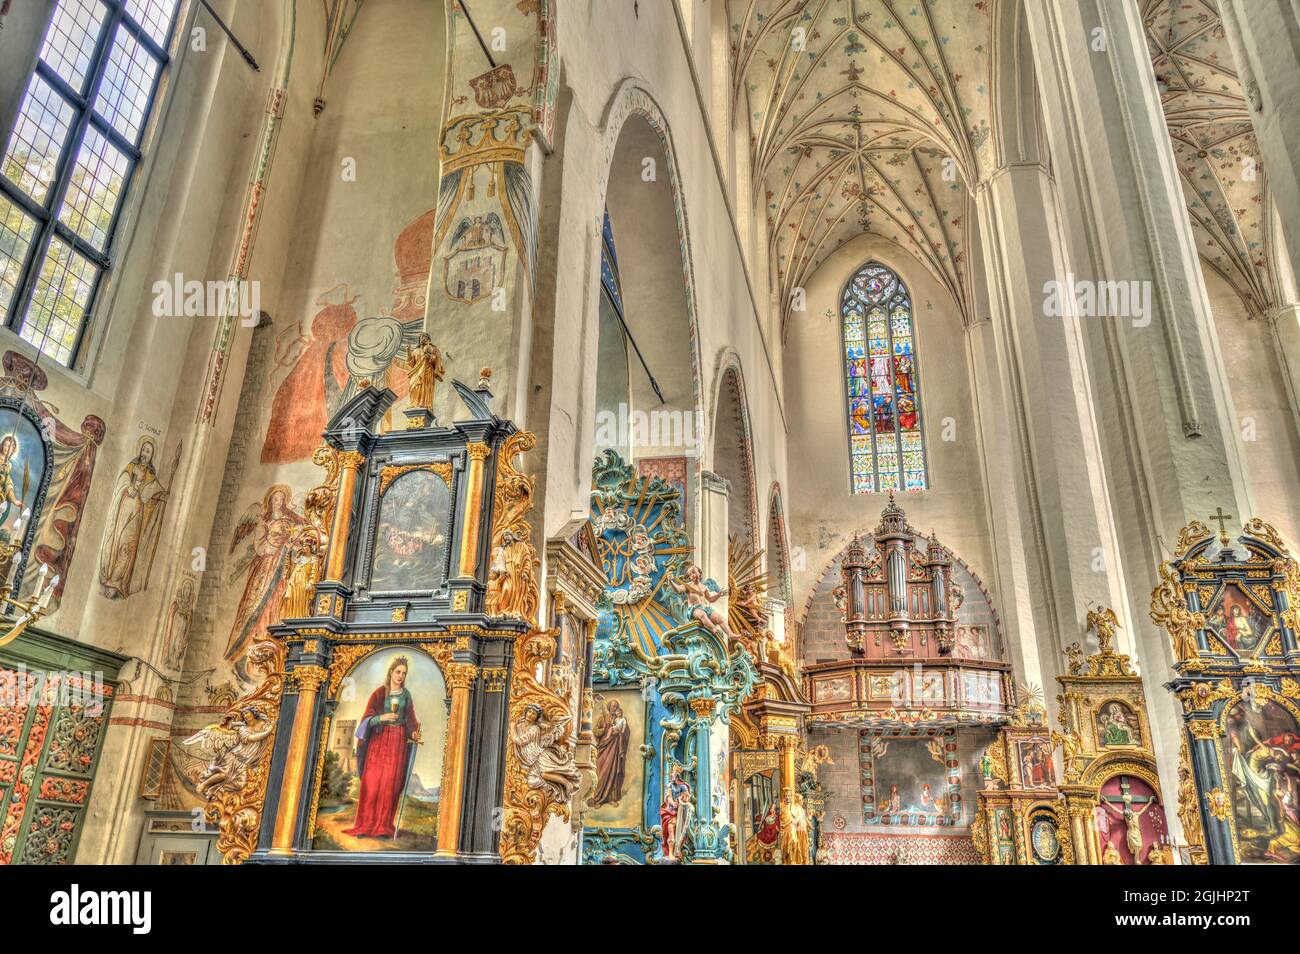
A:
0,0,179,365
842,262,926,493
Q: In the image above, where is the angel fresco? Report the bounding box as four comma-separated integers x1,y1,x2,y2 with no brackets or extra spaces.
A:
224,485,305,667
97,437,179,599
445,213,508,304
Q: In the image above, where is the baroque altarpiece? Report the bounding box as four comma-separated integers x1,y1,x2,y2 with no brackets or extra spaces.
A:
1152,519,1300,866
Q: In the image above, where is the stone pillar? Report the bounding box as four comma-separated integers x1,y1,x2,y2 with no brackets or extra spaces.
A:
1268,302,1300,431
1218,0,1300,286
1024,0,1254,819
973,164,1132,695
699,470,730,606
964,317,1049,691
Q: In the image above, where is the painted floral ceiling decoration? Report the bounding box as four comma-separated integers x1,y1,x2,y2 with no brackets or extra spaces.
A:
728,0,996,330
1144,0,1279,315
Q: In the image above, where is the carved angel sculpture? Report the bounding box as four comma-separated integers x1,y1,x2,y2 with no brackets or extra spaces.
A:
510,703,581,802
179,705,274,798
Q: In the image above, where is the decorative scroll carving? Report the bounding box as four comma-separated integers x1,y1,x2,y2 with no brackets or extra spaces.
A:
1150,561,1204,668
485,432,540,623
497,430,573,864
200,641,283,865
378,461,453,495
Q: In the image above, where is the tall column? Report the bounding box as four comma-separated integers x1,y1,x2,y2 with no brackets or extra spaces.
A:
1218,0,1300,285
269,665,327,856
1024,0,1254,824
435,661,478,856
1268,303,1300,430
699,470,730,603
974,164,1133,698
964,317,1049,690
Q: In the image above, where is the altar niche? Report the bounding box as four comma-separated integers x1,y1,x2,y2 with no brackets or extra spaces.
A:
252,377,538,864
1153,518,1300,866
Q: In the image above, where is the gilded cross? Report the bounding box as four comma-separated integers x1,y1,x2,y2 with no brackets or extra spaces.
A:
1209,507,1233,545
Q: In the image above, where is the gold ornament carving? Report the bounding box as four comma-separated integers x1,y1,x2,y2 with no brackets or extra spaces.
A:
378,461,453,495
1205,788,1230,821
485,431,540,623
1188,719,1221,740
202,642,283,865
328,644,378,698
1150,561,1205,667
1174,521,1213,558
444,662,479,690
500,628,576,864
337,450,365,470
1177,738,1204,852
467,442,491,461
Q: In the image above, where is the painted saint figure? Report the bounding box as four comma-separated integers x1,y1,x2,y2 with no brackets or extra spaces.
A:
1099,703,1136,746
0,434,22,529
659,766,693,861
98,437,174,599
344,657,423,838
402,333,444,411
590,698,631,807
225,485,305,665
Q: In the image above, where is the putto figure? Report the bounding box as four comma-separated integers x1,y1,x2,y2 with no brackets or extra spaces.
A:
670,563,739,644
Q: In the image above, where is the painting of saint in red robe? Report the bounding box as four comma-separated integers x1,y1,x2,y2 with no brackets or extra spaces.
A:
261,285,359,464
345,656,423,838
312,649,447,851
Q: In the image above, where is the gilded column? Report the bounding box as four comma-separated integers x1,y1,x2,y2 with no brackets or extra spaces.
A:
325,451,366,583
269,665,327,856
436,661,479,855
458,442,491,579
1060,785,1100,865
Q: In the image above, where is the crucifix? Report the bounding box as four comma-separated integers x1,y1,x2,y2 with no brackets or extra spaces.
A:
1209,507,1233,546
1100,776,1157,862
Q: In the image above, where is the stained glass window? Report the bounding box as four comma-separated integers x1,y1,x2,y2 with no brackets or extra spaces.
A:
0,0,179,365
842,262,927,494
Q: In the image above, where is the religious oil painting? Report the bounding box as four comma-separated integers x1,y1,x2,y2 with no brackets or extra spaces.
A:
1223,698,1300,863
1205,583,1272,657
741,766,780,865
370,469,451,592
312,648,448,852
1016,737,1055,789
1095,700,1142,748
1029,812,1061,865
0,409,47,579
584,688,645,830
860,730,960,827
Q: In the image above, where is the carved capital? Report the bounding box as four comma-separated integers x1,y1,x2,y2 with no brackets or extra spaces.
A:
291,665,328,695
337,451,366,470
445,662,480,690
467,441,491,462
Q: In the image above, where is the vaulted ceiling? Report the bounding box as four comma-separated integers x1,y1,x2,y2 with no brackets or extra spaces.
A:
728,0,996,330
1144,0,1279,315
